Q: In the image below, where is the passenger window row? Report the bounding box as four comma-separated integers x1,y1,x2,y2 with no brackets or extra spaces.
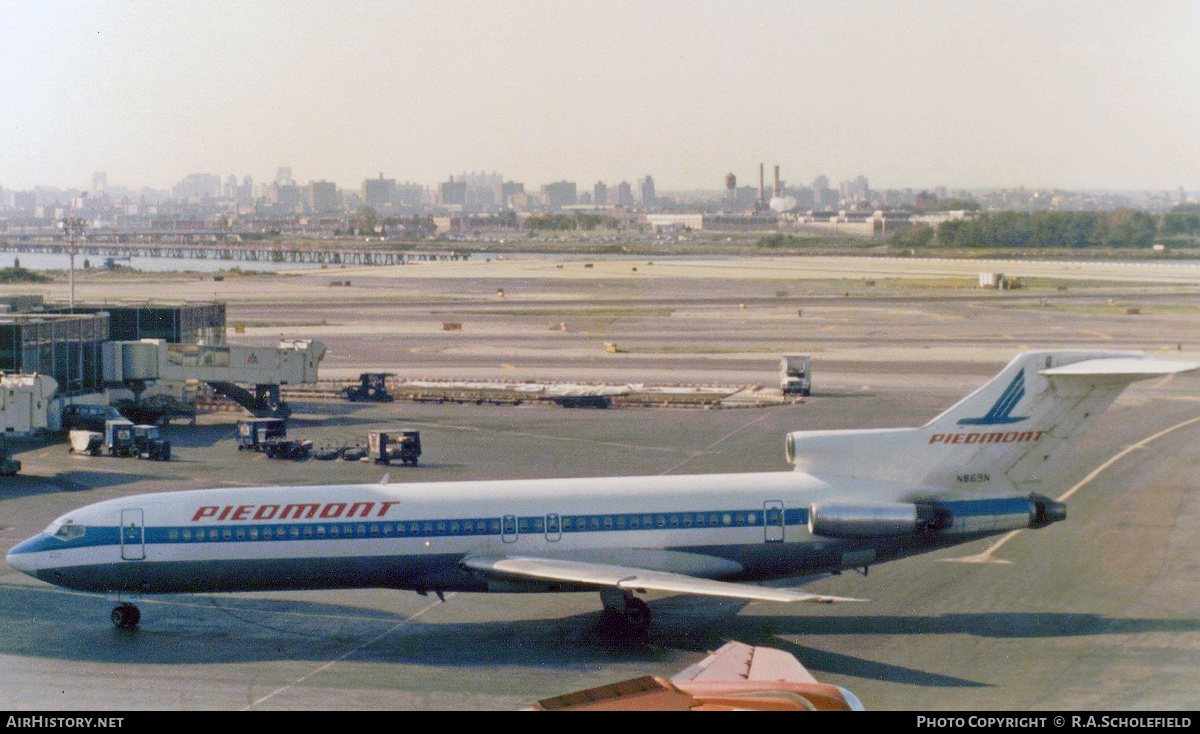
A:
159,510,772,543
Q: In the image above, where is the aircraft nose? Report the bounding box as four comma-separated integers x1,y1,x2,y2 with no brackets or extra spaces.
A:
6,535,43,576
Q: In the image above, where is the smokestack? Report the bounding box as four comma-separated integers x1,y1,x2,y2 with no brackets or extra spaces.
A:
774,165,781,198
759,163,765,206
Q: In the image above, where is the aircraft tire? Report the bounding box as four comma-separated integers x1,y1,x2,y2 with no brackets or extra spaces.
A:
111,603,140,630
621,596,651,631
601,590,651,632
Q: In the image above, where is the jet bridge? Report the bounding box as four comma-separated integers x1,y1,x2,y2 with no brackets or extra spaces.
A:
102,339,325,418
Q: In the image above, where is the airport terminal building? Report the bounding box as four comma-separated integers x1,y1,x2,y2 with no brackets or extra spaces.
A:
0,298,227,398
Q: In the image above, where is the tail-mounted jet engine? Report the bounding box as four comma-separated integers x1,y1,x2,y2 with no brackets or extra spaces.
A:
808,502,951,538
809,495,1066,539
1028,494,1067,529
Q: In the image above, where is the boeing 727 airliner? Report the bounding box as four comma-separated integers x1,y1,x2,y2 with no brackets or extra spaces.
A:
8,350,1197,630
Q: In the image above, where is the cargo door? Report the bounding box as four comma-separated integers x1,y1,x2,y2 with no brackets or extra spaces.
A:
120,508,145,560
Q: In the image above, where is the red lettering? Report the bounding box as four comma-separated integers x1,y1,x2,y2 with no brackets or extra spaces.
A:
196,500,406,523
347,502,375,518
254,505,280,520
192,506,218,522
281,503,320,519
931,429,1050,446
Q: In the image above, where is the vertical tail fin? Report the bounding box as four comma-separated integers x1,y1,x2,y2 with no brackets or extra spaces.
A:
786,350,1198,496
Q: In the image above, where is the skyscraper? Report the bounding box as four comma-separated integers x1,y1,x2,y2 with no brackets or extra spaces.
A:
540,181,577,210
363,174,396,209
307,180,338,213
616,181,633,208
238,176,254,206
639,176,656,208
439,177,467,210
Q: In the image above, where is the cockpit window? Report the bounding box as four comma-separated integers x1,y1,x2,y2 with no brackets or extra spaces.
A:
51,522,85,541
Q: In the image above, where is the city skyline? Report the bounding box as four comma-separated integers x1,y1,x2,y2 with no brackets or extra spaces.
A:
3,1,1199,192
10,164,1193,202
8,163,1186,221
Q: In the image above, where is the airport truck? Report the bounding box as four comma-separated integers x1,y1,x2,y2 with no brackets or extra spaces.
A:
236,417,312,460
780,354,812,396
104,419,138,457
262,438,312,460
132,424,171,461
341,373,395,402
368,430,421,466
236,418,287,451
70,418,169,460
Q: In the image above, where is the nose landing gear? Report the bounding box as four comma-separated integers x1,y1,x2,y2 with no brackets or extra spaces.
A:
111,603,141,630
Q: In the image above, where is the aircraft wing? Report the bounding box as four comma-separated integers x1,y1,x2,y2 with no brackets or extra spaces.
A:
459,555,865,604
672,641,819,683
529,642,866,710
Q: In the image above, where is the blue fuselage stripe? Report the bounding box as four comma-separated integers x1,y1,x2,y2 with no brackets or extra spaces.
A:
12,506,811,554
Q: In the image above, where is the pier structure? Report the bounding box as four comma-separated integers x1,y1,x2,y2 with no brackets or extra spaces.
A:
0,234,466,266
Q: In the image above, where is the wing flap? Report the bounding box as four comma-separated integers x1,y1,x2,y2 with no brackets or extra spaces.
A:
460,555,865,604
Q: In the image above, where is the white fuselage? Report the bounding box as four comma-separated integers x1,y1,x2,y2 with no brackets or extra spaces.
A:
7,470,1042,597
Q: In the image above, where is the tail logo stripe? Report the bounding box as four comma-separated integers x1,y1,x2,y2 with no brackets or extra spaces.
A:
957,369,1029,426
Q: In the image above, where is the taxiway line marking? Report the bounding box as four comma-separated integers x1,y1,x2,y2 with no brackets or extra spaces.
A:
656,408,782,475
243,593,455,710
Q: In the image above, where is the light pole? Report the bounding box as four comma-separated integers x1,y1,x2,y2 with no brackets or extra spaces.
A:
60,216,85,311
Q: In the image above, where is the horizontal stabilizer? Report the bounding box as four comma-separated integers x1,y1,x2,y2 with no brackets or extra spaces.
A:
1040,356,1200,380
460,555,865,604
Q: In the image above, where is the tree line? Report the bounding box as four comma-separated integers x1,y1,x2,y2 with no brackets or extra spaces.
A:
892,210,1165,249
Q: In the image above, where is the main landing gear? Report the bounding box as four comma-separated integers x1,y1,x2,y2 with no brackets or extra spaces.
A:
600,589,651,632
111,602,141,630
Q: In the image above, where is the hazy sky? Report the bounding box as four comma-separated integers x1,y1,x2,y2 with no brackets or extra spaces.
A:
3,1,1199,193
